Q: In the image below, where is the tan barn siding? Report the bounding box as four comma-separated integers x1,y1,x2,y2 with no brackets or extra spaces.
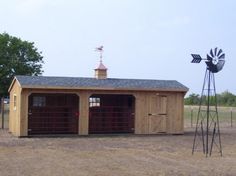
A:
133,91,184,134
165,94,171,133
174,92,184,133
8,80,22,136
134,91,184,134
134,92,149,134
10,87,185,136
19,90,29,136
78,91,90,135
166,93,175,133
166,92,184,134
8,89,14,133
168,93,178,133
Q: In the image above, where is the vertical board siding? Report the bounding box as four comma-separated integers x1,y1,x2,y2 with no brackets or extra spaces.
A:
9,88,185,136
79,91,89,135
9,80,22,136
20,90,28,136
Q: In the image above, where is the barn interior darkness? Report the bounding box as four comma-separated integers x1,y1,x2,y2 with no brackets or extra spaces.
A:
28,93,79,135
89,94,135,134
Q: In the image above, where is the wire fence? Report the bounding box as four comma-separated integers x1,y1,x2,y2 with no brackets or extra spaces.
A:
184,105,235,128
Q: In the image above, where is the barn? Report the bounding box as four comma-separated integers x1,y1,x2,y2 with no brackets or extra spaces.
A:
8,61,188,137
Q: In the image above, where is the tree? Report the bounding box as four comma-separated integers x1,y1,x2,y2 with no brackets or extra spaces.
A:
218,90,236,107
184,93,200,105
0,33,44,96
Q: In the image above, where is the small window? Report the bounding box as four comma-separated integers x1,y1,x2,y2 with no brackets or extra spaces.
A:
89,97,100,107
13,95,17,110
33,96,46,107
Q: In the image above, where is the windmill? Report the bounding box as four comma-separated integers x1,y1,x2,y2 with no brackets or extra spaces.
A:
191,47,225,157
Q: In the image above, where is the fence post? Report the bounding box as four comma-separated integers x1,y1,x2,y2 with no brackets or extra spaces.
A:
191,106,193,128
231,107,233,128
1,97,4,129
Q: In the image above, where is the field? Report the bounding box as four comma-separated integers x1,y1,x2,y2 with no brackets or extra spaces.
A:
0,106,236,176
184,105,236,128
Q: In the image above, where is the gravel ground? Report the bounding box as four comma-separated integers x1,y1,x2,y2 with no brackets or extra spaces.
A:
0,127,236,176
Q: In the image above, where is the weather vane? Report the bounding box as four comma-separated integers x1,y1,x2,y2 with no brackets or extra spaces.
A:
95,45,104,62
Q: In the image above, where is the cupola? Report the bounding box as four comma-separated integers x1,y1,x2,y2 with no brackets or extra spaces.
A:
95,60,107,79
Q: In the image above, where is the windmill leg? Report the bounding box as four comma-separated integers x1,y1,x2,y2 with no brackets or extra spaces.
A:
192,111,200,155
217,116,223,156
201,121,205,154
210,122,216,156
213,73,223,157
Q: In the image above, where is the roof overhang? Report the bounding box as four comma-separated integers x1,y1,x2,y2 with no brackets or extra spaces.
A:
20,85,189,93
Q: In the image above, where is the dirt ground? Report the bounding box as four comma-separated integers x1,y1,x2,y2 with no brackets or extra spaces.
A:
0,126,236,176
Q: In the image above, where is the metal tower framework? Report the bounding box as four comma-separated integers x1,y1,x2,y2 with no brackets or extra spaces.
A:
192,68,223,157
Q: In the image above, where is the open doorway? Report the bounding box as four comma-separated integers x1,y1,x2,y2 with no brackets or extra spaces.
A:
89,94,135,134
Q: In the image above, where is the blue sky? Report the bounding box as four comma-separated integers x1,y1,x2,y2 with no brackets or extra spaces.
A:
0,0,235,95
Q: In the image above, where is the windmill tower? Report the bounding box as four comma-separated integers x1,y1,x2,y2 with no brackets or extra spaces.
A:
191,48,225,157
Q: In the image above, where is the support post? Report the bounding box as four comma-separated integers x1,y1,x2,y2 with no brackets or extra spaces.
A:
191,106,193,128
231,108,233,128
1,97,4,129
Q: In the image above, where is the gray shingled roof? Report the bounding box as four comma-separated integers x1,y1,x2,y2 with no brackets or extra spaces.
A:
15,75,188,92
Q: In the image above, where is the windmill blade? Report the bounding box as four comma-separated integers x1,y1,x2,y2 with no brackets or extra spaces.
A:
217,49,223,57
218,60,225,65
216,60,225,72
214,48,218,56
219,53,225,59
210,49,214,57
207,54,213,61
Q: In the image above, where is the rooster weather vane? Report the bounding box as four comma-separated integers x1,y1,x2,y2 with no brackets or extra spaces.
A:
95,45,104,62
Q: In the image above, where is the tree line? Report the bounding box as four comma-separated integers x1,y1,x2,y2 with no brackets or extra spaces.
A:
185,91,236,107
